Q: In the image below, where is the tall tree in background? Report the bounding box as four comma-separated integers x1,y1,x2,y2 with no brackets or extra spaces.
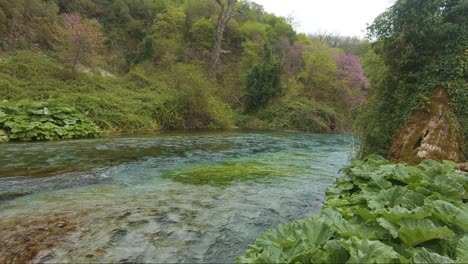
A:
54,13,105,79
209,0,242,77
245,44,282,112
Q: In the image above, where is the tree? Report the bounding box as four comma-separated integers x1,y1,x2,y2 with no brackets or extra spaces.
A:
190,18,216,50
54,13,105,79
153,4,186,63
127,35,155,66
209,0,244,77
245,44,281,112
300,43,339,101
335,53,369,89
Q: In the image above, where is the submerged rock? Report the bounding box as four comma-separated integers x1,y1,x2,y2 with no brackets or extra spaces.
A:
389,89,464,165
0,217,76,263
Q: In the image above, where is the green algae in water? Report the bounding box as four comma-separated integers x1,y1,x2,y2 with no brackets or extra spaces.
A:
162,159,295,186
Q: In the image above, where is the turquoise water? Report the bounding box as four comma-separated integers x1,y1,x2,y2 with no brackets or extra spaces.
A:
0,131,352,263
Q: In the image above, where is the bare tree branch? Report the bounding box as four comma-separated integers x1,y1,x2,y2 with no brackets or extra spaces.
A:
215,0,225,10
209,0,241,77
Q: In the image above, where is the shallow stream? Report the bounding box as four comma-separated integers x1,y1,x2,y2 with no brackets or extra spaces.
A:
0,131,352,263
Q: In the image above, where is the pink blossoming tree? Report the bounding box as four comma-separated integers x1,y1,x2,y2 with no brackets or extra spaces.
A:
334,53,370,108
54,13,105,79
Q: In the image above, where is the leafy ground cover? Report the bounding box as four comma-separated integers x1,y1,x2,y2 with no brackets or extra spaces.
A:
0,100,100,142
238,156,468,263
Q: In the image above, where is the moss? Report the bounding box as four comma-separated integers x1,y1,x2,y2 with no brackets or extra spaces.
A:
162,159,295,186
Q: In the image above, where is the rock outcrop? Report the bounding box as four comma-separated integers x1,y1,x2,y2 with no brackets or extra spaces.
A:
388,89,463,165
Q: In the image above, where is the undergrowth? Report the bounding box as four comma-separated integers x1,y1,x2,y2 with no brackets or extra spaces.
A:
0,51,234,134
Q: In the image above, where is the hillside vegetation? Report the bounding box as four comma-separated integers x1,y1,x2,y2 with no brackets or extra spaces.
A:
0,0,369,140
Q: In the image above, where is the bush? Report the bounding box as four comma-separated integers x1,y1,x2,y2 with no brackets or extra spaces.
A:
256,98,342,133
155,63,234,129
0,100,100,142
207,97,234,129
244,44,282,113
239,156,468,263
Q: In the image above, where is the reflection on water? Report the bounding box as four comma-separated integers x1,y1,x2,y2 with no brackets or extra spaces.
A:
0,131,352,263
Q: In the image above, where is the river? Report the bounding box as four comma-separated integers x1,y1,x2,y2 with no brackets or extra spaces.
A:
0,131,352,263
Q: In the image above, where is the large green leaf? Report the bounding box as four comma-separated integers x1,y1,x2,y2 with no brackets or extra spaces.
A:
413,248,454,264
389,164,422,184
367,186,425,211
321,239,349,263
377,217,399,238
381,206,430,224
426,200,468,231
0,101,100,142
299,217,334,247
237,244,282,264
340,237,400,263
456,236,468,263
398,218,455,246
322,209,386,240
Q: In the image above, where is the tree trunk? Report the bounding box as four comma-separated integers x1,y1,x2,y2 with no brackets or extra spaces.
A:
209,0,238,78
209,16,226,77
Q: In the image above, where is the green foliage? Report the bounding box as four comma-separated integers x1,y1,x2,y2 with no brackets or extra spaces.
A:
155,63,234,129
53,13,105,79
256,98,342,133
0,0,59,49
245,44,282,113
0,51,233,133
127,36,155,65
0,100,100,142
1,0,370,135
355,50,396,157
300,43,339,100
190,18,215,50
239,156,468,263
153,4,187,63
240,21,270,41
358,0,467,158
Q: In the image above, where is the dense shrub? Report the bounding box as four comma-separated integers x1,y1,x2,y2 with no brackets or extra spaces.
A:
239,156,468,263
244,45,282,113
155,63,234,130
0,101,100,142
257,98,342,133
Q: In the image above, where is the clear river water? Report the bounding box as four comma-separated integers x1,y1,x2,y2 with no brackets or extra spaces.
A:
0,131,352,263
